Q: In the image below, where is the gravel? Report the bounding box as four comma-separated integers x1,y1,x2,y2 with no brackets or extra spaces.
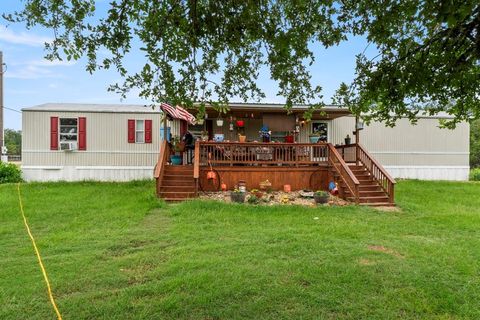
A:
198,190,350,206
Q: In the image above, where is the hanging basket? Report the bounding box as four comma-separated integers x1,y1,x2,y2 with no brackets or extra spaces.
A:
216,119,224,126
236,120,245,127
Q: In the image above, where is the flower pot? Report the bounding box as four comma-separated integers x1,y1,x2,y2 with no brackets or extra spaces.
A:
253,191,263,198
285,135,294,143
170,155,182,165
309,136,321,143
344,137,351,145
314,193,329,204
259,180,272,191
230,192,246,203
238,135,246,143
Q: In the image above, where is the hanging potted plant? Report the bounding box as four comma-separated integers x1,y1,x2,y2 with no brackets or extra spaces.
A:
313,190,330,204
216,116,224,127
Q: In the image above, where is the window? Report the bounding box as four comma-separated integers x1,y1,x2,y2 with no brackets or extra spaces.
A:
59,118,78,142
128,119,152,144
135,120,145,143
312,122,329,142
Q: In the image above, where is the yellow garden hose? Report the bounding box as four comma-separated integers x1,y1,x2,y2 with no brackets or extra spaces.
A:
16,183,62,320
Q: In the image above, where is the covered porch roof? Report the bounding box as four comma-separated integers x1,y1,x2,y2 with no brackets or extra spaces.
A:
190,102,351,120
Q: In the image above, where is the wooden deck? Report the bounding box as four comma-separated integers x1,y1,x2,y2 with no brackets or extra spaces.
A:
154,141,396,206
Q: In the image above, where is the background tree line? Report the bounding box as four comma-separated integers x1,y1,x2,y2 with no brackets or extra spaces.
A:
4,129,21,155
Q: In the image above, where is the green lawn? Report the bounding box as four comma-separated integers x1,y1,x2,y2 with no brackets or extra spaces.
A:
1,180,479,319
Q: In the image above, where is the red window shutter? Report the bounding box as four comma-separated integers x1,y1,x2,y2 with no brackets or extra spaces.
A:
78,117,87,150
128,119,135,143
50,117,59,150
145,120,152,143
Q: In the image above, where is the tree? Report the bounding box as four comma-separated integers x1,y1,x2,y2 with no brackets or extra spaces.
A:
4,129,21,155
471,120,480,168
3,1,479,124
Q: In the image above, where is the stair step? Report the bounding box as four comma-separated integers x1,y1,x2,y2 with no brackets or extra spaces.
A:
165,167,194,173
161,180,196,186
348,165,365,170
159,191,196,199
340,180,378,186
352,172,371,177
356,176,375,181
347,196,390,203
345,190,387,197
350,168,367,173
162,174,194,181
160,186,195,192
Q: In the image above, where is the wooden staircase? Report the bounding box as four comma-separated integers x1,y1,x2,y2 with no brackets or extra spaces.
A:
158,165,197,201
341,164,393,206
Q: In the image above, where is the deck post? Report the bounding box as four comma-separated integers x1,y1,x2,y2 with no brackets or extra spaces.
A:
355,116,360,165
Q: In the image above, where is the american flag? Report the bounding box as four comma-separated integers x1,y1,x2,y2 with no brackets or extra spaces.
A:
160,102,196,125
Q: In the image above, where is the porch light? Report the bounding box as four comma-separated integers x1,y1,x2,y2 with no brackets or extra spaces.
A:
356,121,364,130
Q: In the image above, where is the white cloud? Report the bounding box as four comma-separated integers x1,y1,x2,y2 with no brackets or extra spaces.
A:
28,59,76,67
0,25,52,47
5,64,62,79
5,58,77,79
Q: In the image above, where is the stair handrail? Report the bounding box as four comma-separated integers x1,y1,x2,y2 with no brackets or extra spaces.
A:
154,139,169,180
356,143,396,203
327,143,360,204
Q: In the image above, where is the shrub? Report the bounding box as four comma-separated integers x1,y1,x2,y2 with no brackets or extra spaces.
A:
0,162,22,183
470,168,480,181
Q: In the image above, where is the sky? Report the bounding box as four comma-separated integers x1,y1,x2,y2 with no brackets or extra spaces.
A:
0,1,375,131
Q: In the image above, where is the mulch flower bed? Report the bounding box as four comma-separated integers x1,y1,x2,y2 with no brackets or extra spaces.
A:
198,190,350,206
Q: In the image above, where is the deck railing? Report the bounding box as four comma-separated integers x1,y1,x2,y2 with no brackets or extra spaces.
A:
327,144,360,204
197,141,330,166
334,144,357,163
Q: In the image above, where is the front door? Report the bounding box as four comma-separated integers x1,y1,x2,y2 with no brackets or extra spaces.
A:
311,121,329,161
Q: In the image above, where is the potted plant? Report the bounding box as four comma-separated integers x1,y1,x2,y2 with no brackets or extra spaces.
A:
201,130,209,141
344,134,351,145
250,188,263,199
170,136,183,165
259,179,272,191
247,194,260,204
309,131,321,143
313,190,330,204
230,188,246,203
238,133,246,142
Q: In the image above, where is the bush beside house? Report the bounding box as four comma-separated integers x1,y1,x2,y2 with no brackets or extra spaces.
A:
0,162,22,183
